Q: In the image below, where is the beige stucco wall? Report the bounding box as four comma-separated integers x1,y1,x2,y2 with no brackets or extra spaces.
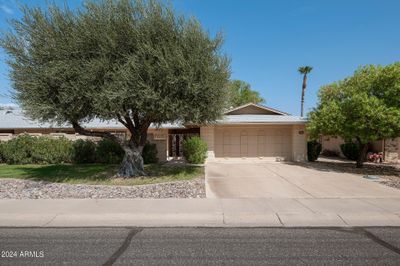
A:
384,138,400,163
147,128,168,162
200,126,215,161
321,136,345,157
0,133,14,141
291,124,307,162
321,136,385,158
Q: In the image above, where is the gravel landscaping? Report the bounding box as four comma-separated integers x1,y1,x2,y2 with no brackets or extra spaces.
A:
0,177,205,199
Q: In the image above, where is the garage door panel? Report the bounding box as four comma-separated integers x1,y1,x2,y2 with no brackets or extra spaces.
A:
248,144,258,157
215,126,292,159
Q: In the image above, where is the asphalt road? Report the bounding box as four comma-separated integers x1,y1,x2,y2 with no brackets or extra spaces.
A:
0,227,400,265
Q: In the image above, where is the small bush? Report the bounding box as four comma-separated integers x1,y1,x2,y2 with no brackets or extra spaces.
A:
96,138,124,164
183,136,208,164
340,142,360,161
142,141,158,164
31,137,73,164
0,134,36,164
307,140,322,162
0,141,5,163
72,139,97,164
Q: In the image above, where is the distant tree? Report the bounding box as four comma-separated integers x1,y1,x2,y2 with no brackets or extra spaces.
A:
227,80,265,107
298,66,313,117
308,63,400,168
1,0,230,177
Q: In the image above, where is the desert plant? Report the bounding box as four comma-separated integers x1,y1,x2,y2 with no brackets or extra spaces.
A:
182,136,208,164
142,142,158,164
72,139,97,164
96,138,124,164
307,140,322,162
340,142,361,161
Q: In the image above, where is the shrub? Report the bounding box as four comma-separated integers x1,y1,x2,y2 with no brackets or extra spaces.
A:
307,140,322,162
31,137,73,164
340,142,360,161
142,141,158,164
0,141,5,163
96,138,124,164
0,135,73,164
0,134,36,164
72,139,97,164
182,136,208,164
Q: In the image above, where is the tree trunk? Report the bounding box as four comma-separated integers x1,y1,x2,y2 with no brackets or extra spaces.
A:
356,143,369,168
300,74,307,117
117,146,145,177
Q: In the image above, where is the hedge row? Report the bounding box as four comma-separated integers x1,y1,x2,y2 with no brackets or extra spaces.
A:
0,135,158,165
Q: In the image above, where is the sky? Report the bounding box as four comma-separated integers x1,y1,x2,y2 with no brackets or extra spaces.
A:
0,0,399,115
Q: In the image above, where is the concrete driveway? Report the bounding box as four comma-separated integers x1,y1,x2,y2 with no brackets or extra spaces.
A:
205,161,400,199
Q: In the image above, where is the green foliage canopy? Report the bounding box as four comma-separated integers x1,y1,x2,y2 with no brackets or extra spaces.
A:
308,63,400,165
1,0,230,149
227,80,265,107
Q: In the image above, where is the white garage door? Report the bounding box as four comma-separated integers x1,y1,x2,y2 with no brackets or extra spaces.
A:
214,126,292,160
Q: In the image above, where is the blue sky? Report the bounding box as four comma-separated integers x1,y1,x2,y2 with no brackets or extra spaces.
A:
0,0,399,115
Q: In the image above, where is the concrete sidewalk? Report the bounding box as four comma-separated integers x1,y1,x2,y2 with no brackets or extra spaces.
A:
1,198,400,227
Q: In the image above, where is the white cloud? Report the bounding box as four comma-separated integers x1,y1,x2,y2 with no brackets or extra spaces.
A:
0,4,14,15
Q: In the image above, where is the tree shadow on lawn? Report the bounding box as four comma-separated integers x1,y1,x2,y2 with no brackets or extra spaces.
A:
285,158,400,177
0,163,203,185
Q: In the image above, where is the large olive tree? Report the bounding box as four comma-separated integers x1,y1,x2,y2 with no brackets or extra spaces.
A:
1,0,230,176
308,63,400,168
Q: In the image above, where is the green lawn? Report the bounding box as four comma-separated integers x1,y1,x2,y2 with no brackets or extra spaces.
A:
0,163,204,186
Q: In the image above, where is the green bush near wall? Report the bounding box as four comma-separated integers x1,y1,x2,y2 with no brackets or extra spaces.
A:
307,140,322,162
183,136,208,164
95,138,124,164
0,135,161,165
340,142,360,161
31,137,73,164
72,139,97,164
0,141,5,163
0,135,73,164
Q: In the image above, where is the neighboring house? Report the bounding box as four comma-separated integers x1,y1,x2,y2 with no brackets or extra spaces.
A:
321,136,400,163
0,103,308,162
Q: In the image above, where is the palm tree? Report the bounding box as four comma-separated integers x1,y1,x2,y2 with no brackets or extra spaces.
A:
298,66,313,117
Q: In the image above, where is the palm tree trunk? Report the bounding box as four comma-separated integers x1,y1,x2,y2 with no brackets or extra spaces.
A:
300,74,307,117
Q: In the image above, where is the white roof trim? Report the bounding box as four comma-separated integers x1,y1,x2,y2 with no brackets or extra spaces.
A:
224,103,289,116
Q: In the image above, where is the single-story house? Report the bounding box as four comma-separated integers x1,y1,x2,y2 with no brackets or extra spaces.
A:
0,103,308,162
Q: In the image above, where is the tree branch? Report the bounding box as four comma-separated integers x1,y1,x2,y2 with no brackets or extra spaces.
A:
124,114,135,132
71,121,124,146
